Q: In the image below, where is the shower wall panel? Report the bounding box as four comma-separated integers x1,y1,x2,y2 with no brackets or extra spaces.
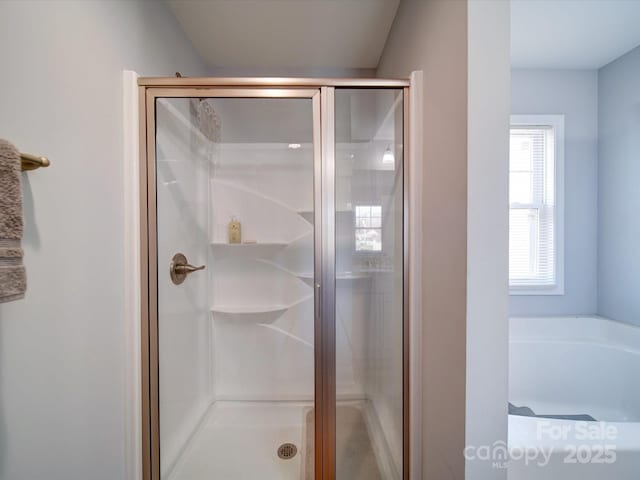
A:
156,99,213,475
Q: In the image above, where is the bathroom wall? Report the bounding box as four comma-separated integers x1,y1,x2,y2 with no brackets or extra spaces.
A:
377,1,468,476
207,66,376,78
598,45,640,326
378,2,511,479
509,70,599,317
466,2,510,480
0,2,207,479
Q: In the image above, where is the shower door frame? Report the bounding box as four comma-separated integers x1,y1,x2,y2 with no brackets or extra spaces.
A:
138,77,410,480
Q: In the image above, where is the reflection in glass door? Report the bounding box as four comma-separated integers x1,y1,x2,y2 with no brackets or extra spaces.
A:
154,92,318,479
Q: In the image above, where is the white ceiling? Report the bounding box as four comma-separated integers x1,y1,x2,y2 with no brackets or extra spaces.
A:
512,0,640,69
167,0,400,70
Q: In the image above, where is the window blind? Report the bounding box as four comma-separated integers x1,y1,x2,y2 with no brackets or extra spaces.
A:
509,126,556,288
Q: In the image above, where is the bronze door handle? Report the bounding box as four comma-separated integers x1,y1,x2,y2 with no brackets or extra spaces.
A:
170,253,206,285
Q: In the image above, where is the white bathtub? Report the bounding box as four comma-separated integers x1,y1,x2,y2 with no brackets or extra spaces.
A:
508,316,640,480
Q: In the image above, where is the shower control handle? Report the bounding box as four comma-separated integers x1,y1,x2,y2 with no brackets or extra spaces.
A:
170,253,205,285
175,263,205,274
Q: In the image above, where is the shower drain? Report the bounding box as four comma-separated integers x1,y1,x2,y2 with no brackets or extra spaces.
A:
277,443,298,460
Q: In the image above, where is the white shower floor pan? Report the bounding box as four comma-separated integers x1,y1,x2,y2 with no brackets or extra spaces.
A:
167,400,396,480
168,402,308,480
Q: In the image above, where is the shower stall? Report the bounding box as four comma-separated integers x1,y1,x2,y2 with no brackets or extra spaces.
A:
139,78,410,480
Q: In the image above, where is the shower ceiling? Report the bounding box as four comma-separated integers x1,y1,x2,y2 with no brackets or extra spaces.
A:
167,0,400,70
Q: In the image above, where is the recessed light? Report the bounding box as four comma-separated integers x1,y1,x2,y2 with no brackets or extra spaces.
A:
288,143,302,149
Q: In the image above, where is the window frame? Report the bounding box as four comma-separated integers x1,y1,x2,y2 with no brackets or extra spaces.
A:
353,203,384,254
509,114,565,296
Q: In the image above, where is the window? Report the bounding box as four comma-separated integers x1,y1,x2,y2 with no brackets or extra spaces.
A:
509,115,564,295
355,205,382,252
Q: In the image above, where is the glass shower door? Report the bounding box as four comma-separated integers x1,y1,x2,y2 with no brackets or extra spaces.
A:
153,92,319,479
144,83,408,480
334,88,406,480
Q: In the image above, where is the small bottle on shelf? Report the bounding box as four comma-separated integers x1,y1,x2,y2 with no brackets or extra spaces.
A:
228,217,241,244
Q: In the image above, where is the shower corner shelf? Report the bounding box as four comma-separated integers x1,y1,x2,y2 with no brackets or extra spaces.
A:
210,304,289,315
296,272,370,281
210,242,289,247
296,208,353,223
210,294,313,321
